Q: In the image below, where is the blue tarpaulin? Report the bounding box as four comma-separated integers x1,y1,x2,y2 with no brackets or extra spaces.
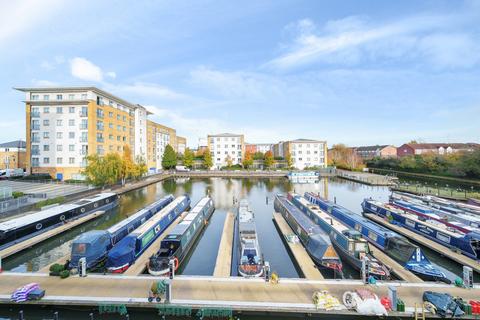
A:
105,235,137,269
70,230,111,269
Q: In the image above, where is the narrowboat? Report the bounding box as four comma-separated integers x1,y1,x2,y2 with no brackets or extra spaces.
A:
69,194,174,269
274,194,343,277
0,193,118,249
287,171,319,184
147,196,214,276
362,198,480,262
305,192,448,282
235,199,264,277
287,193,389,280
391,193,480,230
106,195,190,273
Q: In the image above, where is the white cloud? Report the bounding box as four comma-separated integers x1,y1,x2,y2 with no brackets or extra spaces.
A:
70,57,116,82
0,0,64,47
267,11,480,70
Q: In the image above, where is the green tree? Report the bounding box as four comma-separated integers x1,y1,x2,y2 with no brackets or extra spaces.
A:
84,153,123,187
134,155,147,179
285,152,294,169
242,151,254,169
183,148,194,168
120,145,135,185
161,144,177,169
253,151,264,160
203,147,213,169
225,155,233,167
264,150,275,169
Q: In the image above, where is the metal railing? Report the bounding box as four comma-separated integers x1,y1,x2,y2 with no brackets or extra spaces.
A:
31,112,40,118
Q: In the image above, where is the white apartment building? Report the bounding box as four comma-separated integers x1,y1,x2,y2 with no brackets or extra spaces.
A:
255,143,274,153
274,139,327,170
207,133,244,169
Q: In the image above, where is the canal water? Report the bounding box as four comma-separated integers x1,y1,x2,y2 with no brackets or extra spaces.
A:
3,177,467,282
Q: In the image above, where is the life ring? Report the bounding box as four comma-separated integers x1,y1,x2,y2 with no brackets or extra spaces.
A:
173,257,179,271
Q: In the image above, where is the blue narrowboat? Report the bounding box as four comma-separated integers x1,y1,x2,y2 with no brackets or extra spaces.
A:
274,194,343,277
288,193,390,279
305,192,448,282
362,198,480,262
69,194,174,269
106,195,190,272
147,196,214,276
0,193,118,249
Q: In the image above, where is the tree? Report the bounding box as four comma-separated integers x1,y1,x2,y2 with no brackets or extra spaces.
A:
134,155,147,179
328,144,364,171
225,155,233,167
253,151,264,160
120,145,135,185
285,152,294,169
203,147,213,169
264,150,275,169
161,144,177,169
84,153,123,187
183,148,194,168
242,151,254,169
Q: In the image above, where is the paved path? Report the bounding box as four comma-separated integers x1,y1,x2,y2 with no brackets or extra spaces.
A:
0,180,90,198
213,212,234,277
0,210,105,259
366,213,480,273
272,212,324,280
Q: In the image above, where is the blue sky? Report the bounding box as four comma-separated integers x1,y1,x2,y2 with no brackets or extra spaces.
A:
1,0,479,147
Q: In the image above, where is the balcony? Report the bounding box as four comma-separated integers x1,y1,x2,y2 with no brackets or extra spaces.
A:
31,112,40,118
31,137,40,143
79,137,88,143
79,150,88,156
79,124,88,130
96,125,104,131
79,111,88,117
97,137,104,143
31,149,40,155
31,125,40,130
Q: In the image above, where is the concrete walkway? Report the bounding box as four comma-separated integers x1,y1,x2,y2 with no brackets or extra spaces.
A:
213,212,234,277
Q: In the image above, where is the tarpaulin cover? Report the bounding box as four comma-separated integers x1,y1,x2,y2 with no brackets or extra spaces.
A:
105,234,137,269
423,291,464,318
70,230,111,268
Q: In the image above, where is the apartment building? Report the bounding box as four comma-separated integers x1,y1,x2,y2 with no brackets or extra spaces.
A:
146,120,177,173
207,133,244,169
397,143,480,157
0,140,26,170
176,136,186,154
245,143,274,154
18,87,182,180
274,139,327,170
354,145,397,159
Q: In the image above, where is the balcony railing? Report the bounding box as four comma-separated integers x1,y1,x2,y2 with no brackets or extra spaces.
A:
79,137,88,143
79,124,88,130
31,112,40,118
31,149,40,155
79,111,88,117
79,150,88,155
31,138,40,143
97,137,104,143
31,125,40,130
96,125,104,131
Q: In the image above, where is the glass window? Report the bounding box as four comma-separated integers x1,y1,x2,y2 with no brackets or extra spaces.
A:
69,119,75,126
43,145,49,151
57,145,63,151
32,158,39,166
43,119,49,126
69,145,75,151
43,94,49,101
109,112,113,118
69,132,75,139
43,157,49,164
57,157,62,164
31,94,39,100
56,119,62,126
69,106,75,113
56,107,63,114
69,157,75,164
109,123,113,129
81,94,87,99
44,107,49,113
56,132,62,139
43,132,49,139
56,94,63,100
68,94,75,100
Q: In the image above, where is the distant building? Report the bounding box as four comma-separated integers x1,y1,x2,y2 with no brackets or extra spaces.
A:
176,136,186,154
146,121,177,173
207,133,244,169
0,140,26,170
245,143,273,154
274,139,327,170
354,145,397,159
397,143,480,157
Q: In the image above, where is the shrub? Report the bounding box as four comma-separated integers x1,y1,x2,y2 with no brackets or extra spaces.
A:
35,196,65,209
59,270,70,279
12,191,24,198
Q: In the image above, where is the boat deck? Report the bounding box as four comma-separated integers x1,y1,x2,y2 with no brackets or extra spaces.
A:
366,213,480,274
369,247,423,282
123,211,189,276
213,212,234,277
0,210,105,259
272,212,324,280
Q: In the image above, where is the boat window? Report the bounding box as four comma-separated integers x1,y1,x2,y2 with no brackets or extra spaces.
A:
470,239,480,258
355,242,367,252
368,231,377,241
386,237,416,263
243,249,257,258
72,243,86,254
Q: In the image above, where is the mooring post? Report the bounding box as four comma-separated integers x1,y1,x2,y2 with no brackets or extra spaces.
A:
334,196,336,204
169,259,175,279
19,310,24,320
89,312,94,320
165,278,172,303
54,311,59,320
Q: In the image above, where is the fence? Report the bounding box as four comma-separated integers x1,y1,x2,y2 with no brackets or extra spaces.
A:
0,195,42,214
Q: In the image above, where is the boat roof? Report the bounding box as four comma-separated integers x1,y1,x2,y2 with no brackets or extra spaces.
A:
107,195,173,234
276,195,325,237
164,196,211,238
132,196,187,236
0,193,115,232
306,192,399,239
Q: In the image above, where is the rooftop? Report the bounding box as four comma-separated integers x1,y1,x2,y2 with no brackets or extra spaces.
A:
0,140,26,149
208,133,243,137
405,143,480,150
355,145,391,152
290,138,326,143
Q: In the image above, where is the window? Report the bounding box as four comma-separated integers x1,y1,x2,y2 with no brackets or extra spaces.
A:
117,114,121,120
69,119,75,126
44,107,49,113
43,157,49,164
56,107,63,114
68,94,75,100
109,134,113,140
43,94,49,101
109,100,113,106
69,106,75,113
122,126,126,132
31,94,39,100
80,119,88,129
57,157,63,164
69,132,75,139
109,112,113,118
69,145,75,152
43,132,49,139
122,115,126,121
80,106,88,117
109,145,113,151
32,158,39,166
117,124,121,130
56,132,62,139
96,133,104,142
80,132,88,142
56,94,63,100
109,123,113,129
56,119,62,126
43,119,49,126
69,157,75,164
117,136,120,141
57,145,63,151
43,145,49,151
